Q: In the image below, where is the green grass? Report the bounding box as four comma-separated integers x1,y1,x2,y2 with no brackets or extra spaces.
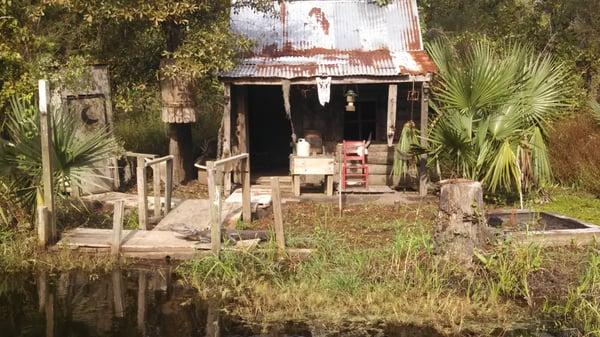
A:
176,216,599,335
534,188,600,224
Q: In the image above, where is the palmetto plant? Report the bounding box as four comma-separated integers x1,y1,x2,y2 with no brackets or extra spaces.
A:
0,97,121,214
395,38,570,201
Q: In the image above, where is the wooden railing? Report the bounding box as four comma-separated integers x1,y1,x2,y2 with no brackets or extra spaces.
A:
127,152,174,230
204,153,251,254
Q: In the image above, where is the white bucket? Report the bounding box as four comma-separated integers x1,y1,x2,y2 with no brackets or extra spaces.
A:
296,138,310,157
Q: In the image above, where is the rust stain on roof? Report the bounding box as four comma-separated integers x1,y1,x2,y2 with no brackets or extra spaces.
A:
224,0,436,79
308,7,330,35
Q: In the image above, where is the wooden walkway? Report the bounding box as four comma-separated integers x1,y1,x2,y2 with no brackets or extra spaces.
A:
56,228,211,259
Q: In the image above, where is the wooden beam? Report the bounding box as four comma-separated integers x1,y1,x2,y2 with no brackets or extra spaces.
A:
207,161,221,255
270,177,285,253
37,206,51,247
152,167,161,217
386,84,398,147
242,157,251,223
137,158,148,230
165,159,173,213
38,80,55,242
111,200,124,257
419,82,430,197
222,83,232,195
235,86,249,153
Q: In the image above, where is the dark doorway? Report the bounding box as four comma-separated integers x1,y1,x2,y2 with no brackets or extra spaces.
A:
248,86,292,173
344,101,377,141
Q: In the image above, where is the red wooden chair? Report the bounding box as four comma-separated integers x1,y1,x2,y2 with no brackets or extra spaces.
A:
341,140,369,189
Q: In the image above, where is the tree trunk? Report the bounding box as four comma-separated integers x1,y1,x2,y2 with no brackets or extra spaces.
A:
168,123,194,183
434,179,487,266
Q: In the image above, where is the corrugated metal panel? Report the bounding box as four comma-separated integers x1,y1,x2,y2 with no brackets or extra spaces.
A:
223,0,435,79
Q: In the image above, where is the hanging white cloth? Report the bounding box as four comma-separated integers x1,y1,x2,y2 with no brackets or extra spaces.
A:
316,77,331,106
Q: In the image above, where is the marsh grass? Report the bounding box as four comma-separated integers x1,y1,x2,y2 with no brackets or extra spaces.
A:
543,247,600,335
177,214,559,334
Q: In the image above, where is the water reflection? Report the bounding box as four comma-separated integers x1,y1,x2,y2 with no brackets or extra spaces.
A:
0,268,557,337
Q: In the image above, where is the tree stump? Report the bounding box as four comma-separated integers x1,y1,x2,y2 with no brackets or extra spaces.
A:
434,179,487,265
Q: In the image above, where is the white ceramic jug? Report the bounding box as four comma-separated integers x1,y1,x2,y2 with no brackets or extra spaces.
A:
296,138,310,157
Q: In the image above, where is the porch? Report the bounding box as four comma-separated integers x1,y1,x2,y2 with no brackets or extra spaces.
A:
220,80,431,196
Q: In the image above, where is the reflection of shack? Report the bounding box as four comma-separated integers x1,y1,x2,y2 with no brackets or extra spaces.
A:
219,0,436,195
51,65,119,195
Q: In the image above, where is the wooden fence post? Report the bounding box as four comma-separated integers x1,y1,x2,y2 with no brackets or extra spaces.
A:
207,161,221,254
152,166,161,217
242,157,251,222
271,177,285,253
137,158,148,230
165,159,173,213
111,200,124,257
38,79,55,242
37,206,51,247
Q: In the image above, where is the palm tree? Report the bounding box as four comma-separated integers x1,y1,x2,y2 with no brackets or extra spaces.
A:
0,97,122,214
394,38,571,203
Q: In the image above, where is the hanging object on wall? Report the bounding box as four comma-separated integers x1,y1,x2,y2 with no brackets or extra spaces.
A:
407,80,420,101
281,79,297,143
316,77,331,106
345,89,357,112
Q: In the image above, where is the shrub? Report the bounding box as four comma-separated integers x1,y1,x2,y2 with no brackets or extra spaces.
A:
548,113,600,196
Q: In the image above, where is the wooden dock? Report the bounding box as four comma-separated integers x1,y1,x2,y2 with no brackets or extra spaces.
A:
55,227,312,260
56,228,211,259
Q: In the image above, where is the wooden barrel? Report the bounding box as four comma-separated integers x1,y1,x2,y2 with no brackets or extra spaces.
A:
160,59,196,123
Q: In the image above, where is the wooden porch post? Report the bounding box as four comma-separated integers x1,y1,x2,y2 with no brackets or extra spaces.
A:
419,82,430,197
234,85,249,186
222,83,232,194
386,84,398,147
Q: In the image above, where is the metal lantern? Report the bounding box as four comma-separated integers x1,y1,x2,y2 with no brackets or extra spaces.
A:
345,90,357,112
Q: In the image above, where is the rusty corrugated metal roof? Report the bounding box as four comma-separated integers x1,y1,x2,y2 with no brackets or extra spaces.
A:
221,0,436,80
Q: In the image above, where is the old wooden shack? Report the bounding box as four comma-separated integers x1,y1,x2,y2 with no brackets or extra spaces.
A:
219,0,436,195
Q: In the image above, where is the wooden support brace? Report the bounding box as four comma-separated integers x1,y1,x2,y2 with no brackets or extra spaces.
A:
207,162,221,255
111,200,124,257
242,157,251,223
387,84,398,147
153,166,161,217
137,158,148,230
222,83,232,195
271,177,285,253
165,159,173,213
37,206,51,247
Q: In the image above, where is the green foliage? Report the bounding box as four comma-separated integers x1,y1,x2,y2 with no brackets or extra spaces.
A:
0,97,121,213
534,188,600,225
420,38,570,195
474,243,542,306
393,121,420,178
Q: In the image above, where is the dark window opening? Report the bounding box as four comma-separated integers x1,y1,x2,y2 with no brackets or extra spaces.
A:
344,101,377,141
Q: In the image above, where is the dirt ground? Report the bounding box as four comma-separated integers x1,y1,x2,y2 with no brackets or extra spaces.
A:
249,199,438,247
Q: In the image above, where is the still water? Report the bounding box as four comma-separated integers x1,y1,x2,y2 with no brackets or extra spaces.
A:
0,267,552,337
